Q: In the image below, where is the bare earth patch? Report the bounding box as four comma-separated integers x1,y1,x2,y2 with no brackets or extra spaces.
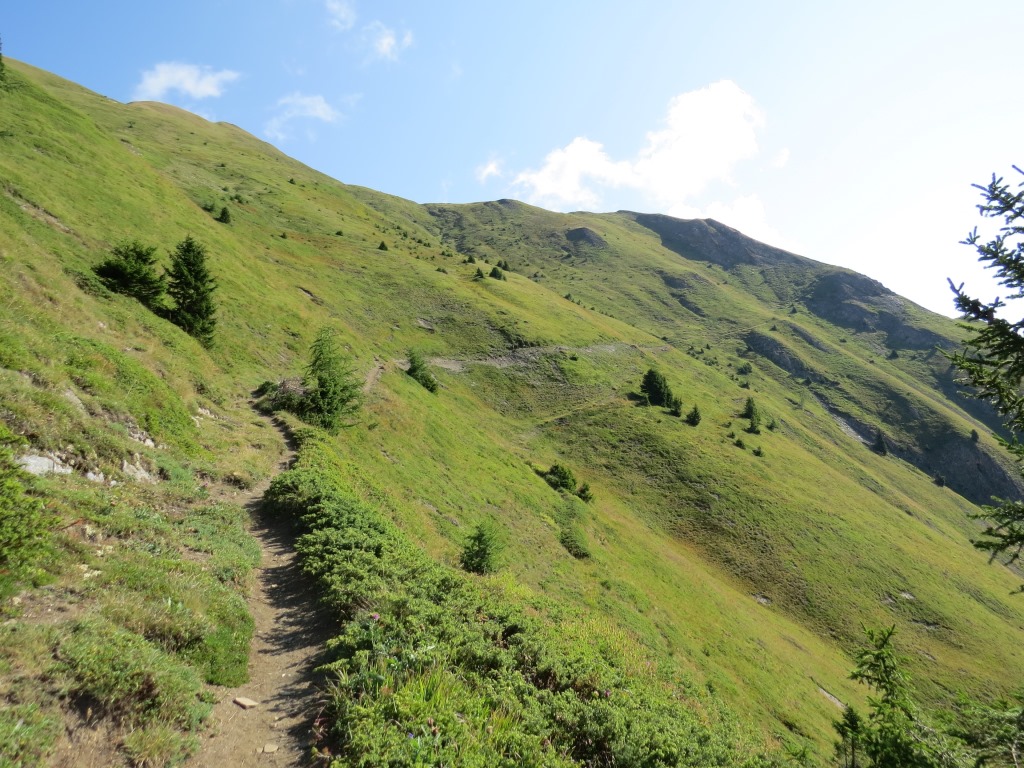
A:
191,430,335,767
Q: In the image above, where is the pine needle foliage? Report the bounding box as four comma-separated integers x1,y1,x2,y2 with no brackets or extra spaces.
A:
166,235,216,347
838,626,969,768
406,349,438,393
948,166,1024,574
459,521,503,575
640,368,674,407
301,327,360,434
92,239,166,311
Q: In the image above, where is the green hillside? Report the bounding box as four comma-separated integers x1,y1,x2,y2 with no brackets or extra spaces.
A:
1,59,1022,766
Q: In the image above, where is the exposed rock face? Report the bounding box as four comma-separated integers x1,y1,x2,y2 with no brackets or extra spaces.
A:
121,455,157,483
629,213,805,269
803,272,950,350
17,453,73,476
629,212,951,353
742,329,1024,506
565,227,607,249
658,271,712,317
743,331,833,385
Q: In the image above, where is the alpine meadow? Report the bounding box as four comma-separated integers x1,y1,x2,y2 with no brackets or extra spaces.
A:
2,57,1024,767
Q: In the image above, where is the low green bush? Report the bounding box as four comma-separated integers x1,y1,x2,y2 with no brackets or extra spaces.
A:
542,463,576,493
55,618,209,729
460,521,503,574
0,424,47,595
0,703,61,767
263,429,777,767
407,349,439,393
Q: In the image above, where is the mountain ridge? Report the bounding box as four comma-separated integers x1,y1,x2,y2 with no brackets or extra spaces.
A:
1,58,1023,766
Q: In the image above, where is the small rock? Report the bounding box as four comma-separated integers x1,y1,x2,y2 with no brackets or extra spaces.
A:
233,697,259,710
121,457,156,484
17,453,72,476
262,744,279,754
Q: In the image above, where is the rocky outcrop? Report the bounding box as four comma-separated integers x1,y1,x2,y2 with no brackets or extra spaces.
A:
565,227,607,249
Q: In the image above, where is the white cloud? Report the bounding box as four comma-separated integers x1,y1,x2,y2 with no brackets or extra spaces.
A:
133,62,240,101
513,137,635,210
364,21,413,61
265,92,340,142
326,0,356,31
513,80,765,213
771,148,790,169
475,159,504,184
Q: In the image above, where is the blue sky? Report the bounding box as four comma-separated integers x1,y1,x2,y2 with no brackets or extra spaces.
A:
6,1,1024,316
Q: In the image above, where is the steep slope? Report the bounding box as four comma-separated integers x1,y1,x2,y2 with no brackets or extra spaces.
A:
1,59,1023,766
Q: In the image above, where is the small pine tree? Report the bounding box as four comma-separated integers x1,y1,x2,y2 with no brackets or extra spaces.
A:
841,626,960,766
640,368,673,407
216,205,231,223
489,266,505,280
576,482,594,503
872,428,888,455
742,396,762,433
460,521,502,574
406,349,438,393
832,706,864,768
166,235,217,347
378,241,388,251
685,405,702,426
93,239,166,310
669,395,683,417
474,267,485,279
544,464,577,493
301,327,360,433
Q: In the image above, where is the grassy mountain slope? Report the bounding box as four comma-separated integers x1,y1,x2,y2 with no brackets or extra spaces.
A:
1,59,1022,765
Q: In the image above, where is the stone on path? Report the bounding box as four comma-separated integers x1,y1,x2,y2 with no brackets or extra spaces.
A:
262,744,279,754
233,696,259,710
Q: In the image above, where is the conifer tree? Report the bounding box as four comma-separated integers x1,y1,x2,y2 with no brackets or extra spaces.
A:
406,348,438,393
166,235,217,347
93,239,166,310
301,327,360,433
872,428,887,456
640,368,673,407
460,521,502,574
949,167,1024,570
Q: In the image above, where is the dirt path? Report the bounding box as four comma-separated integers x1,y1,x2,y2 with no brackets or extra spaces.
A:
191,423,333,767
363,356,386,393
